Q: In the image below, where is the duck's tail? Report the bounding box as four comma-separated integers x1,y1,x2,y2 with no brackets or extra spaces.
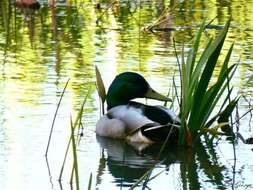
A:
141,123,179,143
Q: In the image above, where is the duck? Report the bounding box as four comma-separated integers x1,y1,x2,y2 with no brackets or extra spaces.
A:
96,72,180,144
15,0,40,9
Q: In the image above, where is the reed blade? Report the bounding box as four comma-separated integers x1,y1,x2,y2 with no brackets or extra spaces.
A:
95,66,106,103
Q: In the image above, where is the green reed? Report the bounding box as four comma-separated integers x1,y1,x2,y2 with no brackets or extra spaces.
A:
46,79,70,156
95,66,106,115
87,173,92,190
176,19,238,146
59,86,91,183
70,115,80,190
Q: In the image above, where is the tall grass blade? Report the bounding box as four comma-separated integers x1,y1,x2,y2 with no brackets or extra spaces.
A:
95,66,106,114
173,38,182,106
218,98,239,123
142,171,152,190
46,78,70,157
76,86,93,142
197,64,236,127
198,47,238,129
88,173,92,190
59,137,71,181
173,40,187,144
70,116,80,190
187,20,205,78
204,87,234,129
59,88,91,180
188,19,231,133
129,167,154,190
189,39,213,96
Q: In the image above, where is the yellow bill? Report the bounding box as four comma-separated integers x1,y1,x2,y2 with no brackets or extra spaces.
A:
144,87,172,102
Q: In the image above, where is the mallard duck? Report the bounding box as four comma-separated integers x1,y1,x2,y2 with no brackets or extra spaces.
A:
96,72,180,143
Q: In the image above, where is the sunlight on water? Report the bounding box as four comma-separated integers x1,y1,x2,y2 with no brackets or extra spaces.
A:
0,0,253,189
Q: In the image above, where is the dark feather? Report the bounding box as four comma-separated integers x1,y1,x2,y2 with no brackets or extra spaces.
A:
141,124,179,142
128,101,179,125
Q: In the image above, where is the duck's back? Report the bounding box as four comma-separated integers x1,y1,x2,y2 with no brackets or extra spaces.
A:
127,101,180,125
106,104,156,134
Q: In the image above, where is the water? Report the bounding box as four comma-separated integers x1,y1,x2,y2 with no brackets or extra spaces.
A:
0,0,253,189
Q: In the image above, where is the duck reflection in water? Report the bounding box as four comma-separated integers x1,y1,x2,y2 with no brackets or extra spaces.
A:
96,136,229,189
96,136,179,186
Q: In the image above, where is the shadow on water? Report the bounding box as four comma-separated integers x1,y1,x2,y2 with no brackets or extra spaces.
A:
96,136,231,189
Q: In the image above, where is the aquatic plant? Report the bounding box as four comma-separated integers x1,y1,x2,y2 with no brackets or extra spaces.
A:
95,66,106,115
46,79,70,156
59,87,91,187
70,116,80,190
176,19,238,146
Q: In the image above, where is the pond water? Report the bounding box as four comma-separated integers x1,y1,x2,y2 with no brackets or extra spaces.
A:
0,0,253,189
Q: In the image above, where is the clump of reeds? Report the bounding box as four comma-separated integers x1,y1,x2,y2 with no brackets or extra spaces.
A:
175,19,239,146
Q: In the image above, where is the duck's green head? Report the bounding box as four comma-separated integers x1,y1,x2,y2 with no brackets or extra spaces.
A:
106,72,171,110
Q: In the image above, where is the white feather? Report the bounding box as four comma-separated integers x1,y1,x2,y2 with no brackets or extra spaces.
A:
96,105,155,140
96,115,126,138
109,105,156,133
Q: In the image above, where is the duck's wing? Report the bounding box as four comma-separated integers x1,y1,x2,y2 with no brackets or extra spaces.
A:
143,105,180,126
126,123,179,143
96,105,156,139
108,105,157,134
141,124,179,142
